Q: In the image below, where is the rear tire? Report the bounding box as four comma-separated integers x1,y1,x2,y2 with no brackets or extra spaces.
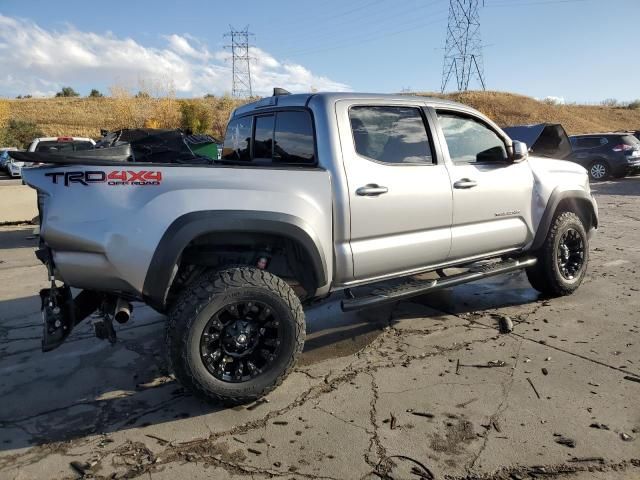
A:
588,160,609,181
526,211,589,296
166,267,305,405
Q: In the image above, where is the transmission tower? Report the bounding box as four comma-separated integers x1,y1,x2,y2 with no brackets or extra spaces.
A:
224,26,254,98
440,0,486,93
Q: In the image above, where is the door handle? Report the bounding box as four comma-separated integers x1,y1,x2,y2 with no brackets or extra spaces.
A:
356,184,389,196
453,178,478,189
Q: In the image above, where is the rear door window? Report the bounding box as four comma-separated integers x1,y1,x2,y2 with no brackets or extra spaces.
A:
349,106,433,165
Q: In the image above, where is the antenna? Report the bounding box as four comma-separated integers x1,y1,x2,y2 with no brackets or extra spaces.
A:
440,0,486,93
224,26,254,98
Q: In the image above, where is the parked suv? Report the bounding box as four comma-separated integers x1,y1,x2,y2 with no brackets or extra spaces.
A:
22,91,598,404
568,133,640,180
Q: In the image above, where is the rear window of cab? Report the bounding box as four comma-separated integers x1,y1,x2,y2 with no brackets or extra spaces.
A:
222,110,316,166
35,141,94,152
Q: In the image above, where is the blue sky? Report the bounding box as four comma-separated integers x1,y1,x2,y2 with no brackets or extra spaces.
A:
0,0,638,102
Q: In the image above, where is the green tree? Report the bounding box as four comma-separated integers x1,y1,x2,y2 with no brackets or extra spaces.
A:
88,89,104,98
55,86,80,98
0,120,44,148
180,100,212,134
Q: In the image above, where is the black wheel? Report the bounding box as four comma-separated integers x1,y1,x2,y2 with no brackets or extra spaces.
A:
167,267,305,404
526,211,589,296
588,160,609,181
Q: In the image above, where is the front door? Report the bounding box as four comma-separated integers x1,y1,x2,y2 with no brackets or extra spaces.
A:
336,101,453,281
433,109,534,261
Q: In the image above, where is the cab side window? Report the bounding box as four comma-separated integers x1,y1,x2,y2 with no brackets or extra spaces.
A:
437,112,507,164
222,116,252,162
222,111,315,165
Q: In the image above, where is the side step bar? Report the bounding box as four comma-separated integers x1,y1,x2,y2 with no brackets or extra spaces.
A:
341,256,537,312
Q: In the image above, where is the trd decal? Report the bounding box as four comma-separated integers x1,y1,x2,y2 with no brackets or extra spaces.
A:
45,170,162,186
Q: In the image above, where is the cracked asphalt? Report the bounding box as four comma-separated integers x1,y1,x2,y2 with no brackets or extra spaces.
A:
0,177,638,480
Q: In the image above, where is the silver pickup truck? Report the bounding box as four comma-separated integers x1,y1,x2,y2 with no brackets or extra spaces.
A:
22,91,598,404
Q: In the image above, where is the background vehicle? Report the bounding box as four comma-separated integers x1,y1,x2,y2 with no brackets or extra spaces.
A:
22,91,598,405
0,148,18,172
7,154,28,178
568,133,640,180
28,136,95,153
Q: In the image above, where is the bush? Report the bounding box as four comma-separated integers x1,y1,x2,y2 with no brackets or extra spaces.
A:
601,98,618,107
88,89,104,98
180,100,212,134
628,100,640,110
0,120,44,148
55,87,80,98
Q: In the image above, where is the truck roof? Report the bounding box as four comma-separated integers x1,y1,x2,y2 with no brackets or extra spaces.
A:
232,91,470,117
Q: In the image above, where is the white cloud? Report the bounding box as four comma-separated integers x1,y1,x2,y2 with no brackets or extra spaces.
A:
0,14,350,97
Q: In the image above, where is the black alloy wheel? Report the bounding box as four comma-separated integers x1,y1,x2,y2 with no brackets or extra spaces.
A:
200,300,282,383
556,228,585,280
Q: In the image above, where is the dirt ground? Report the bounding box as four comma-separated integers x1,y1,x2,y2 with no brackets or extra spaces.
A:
0,178,638,480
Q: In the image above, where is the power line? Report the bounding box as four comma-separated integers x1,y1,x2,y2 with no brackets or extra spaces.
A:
440,0,486,93
485,0,588,6
224,26,254,98
280,0,442,45
279,11,449,58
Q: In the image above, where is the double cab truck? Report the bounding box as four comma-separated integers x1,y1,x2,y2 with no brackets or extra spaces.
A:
21,91,598,404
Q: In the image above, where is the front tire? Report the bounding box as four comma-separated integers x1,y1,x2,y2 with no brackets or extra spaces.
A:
167,267,305,404
526,211,589,296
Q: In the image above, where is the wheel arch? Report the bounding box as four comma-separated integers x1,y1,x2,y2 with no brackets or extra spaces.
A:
530,189,598,251
142,211,328,312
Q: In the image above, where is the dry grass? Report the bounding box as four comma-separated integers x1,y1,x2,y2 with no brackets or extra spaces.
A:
6,95,247,140
420,91,640,134
5,91,640,141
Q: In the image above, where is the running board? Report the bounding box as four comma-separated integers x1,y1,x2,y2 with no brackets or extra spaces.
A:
341,256,537,312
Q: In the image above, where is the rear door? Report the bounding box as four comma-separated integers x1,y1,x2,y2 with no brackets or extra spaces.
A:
433,109,533,261
336,100,453,281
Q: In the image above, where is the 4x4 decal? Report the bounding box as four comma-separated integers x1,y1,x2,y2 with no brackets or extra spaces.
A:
45,170,162,186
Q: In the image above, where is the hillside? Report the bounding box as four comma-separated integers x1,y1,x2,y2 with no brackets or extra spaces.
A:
4,91,640,141
423,91,640,134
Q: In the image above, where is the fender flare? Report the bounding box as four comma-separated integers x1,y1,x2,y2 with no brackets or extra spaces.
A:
530,188,598,251
142,210,328,311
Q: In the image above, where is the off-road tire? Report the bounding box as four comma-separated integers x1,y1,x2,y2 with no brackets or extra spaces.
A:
588,160,609,181
166,267,305,405
526,211,588,296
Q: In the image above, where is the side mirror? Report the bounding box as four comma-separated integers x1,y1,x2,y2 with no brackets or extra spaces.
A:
511,140,528,162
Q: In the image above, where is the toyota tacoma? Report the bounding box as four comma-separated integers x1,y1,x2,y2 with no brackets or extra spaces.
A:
20,91,598,404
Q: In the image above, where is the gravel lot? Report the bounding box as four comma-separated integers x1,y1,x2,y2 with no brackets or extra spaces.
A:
0,178,638,480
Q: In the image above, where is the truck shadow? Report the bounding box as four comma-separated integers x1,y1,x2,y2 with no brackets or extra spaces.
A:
0,226,38,250
0,274,540,453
